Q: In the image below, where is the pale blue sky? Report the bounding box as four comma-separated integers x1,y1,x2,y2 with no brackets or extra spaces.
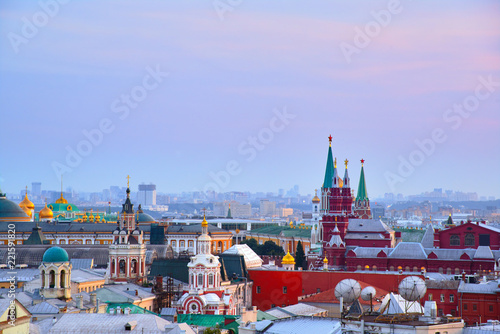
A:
1,0,499,197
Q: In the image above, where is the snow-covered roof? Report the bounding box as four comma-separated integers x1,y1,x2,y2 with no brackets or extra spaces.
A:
223,244,263,268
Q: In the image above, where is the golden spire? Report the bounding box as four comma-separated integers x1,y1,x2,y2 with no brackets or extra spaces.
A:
126,175,130,188
334,157,337,169
55,175,68,204
344,159,349,168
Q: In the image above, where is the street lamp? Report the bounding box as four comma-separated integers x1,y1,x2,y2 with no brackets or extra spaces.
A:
232,273,247,313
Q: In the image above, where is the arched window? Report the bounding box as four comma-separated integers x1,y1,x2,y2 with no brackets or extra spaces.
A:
208,273,214,285
131,259,137,274
198,273,203,286
119,259,126,274
171,240,176,247
464,233,475,246
41,270,45,288
49,270,55,288
60,270,66,288
450,235,460,246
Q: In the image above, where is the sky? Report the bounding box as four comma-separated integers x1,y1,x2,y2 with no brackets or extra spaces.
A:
1,0,499,198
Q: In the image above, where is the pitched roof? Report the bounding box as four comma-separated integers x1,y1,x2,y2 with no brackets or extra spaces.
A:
48,313,171,333
420,226,435,248
223,244,263,269
389,242,427,259
242,317,341,334
347,219,392,233
474,246,494,259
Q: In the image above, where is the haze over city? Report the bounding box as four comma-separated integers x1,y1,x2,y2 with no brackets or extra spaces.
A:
1,1,499,197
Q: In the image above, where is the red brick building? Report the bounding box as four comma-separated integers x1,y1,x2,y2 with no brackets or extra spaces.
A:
434,221,500,250
247,269,421,311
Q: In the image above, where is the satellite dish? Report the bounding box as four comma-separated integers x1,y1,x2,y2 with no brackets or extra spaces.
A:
361,286,376,301
398,276,427,301
334,279,361,304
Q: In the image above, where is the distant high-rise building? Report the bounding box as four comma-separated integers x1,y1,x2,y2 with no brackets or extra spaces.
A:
137,184,156,206
260,199,276,217
32,182,41,197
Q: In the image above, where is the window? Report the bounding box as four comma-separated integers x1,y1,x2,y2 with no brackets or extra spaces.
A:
188,240,194,247
428,294,433,301
473,304,477,311
198,273,203,285
464,233,475,246
438,309,443,316
450,235,460,246
479,234,490,246
440,294,445,302
59,240,66,244
463,304,467,310
283,286,287,294
449,294,454,303
257,286,261,294
317,288,321,293
180,240,185,247
271,304,276,308
208,274,214,285
86,240,92,244
171,240,176,247
489,305,494,312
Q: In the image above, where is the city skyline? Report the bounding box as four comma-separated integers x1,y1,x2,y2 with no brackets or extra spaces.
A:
1,1,499,197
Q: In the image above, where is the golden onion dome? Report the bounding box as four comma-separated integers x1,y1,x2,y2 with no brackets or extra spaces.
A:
55,192,68,204
20,191,35,210
281,251,296,265
312,195,320,203
201,215,208,227
323,257,328,264
39,203,53,219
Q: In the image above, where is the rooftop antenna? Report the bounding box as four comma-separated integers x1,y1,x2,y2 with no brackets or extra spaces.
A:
398,276,427,314
361,286,377,314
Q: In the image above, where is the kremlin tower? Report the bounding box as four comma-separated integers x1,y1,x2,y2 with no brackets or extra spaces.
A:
353,159,372,219
318,135,372,267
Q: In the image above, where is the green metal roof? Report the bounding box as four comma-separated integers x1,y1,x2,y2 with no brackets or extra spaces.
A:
355,165,368,201
257,310,278,321
106,303,158,315
48,203,80,212
0,197,29,219
249,225,311,238
43,246,69,262
323,144,334,188
177,314,240,332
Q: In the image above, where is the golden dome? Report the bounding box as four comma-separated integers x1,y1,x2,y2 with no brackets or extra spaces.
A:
39,203,53,219
312,189,320,203
323,257,328,263
20,190,35,211
55,192,68,204
201,214,208,227
282,251,296,265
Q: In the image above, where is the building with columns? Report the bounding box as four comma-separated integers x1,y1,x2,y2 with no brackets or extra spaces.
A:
108,182,146,283
39,246,72,300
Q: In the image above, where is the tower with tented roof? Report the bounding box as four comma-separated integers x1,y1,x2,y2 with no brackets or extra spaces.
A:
353,159,372,219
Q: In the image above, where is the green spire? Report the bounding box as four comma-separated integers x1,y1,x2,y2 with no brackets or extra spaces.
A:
356,159,368,201
227,204,232,218
323,135,334,188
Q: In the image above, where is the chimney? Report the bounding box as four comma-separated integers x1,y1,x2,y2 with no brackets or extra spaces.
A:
76,295,83,309
95,298,100,313
109,308,115,315
124,307,131,315
52,316,57,324
117,306,121,314
90,293,97,306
